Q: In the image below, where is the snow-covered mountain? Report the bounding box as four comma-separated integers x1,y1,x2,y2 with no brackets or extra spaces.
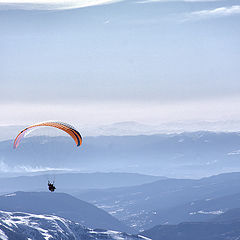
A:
0,210,150,240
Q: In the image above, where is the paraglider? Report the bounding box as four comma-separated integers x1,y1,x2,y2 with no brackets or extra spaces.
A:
13,121,82,149
13,121,82,192
48,181,56,192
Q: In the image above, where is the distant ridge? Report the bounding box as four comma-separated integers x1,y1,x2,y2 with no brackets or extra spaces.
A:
0,172,164,193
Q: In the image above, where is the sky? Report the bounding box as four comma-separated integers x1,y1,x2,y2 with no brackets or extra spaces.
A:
0,0,240,132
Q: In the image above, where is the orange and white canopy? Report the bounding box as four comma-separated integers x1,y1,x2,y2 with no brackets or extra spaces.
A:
13,121,82,149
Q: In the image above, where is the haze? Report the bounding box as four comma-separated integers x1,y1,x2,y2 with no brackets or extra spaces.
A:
1,0,240,130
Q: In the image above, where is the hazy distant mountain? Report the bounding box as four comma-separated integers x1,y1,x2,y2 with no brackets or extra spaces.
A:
92,121,240,137
75,172,240,231
2,131,240,177
0,210,148,240
2,121,240,141
0,191,129,232
0,172,164,194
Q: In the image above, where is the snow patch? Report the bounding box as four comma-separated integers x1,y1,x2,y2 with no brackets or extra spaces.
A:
4,194,16,197
0,229,8,240
228,150,240,155
205,198,212,201
189,210,224,215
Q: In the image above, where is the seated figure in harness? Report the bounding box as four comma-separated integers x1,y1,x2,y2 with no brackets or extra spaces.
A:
48,181,56,192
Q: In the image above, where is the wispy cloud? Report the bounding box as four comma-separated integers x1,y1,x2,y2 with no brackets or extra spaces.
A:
184,5,240,21
0,0,121,10
137,0,222,4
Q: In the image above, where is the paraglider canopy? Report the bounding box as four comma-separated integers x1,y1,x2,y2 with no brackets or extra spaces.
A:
13,121,82,149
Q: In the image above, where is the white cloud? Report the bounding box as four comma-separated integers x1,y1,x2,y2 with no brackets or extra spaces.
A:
185,5,240,20
0,0,224,9
0,0,121,10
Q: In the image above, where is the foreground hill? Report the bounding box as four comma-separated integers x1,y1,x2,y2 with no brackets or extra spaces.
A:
0,191,129,232
0,210,149,240
76,172,240,231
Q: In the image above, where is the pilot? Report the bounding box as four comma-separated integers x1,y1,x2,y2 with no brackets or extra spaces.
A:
48,181,56,192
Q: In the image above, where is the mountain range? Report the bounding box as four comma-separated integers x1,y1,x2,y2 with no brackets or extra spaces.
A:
2,171,240,232
0,172,163,194
75,172,240,231
1,131,240,177
3,121,240,141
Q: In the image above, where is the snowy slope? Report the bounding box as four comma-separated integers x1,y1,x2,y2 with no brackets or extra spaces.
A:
0,191,129,232
0,210,150,240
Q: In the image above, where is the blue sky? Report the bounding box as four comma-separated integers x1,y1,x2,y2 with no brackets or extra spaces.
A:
0,0,240,129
